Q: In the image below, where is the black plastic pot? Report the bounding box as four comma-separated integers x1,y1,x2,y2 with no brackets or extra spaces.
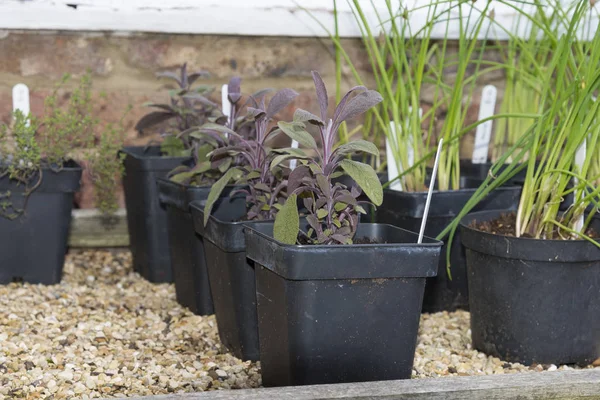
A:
190,197,261,361
157,179,244,315
0,161,82,284
121,146,190,283
376,177,522,313
244,222,442,387
459,160,526,185
460,210,600,365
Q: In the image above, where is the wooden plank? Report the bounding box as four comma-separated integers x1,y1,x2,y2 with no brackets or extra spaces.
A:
68,208,129,248
118,369,600,400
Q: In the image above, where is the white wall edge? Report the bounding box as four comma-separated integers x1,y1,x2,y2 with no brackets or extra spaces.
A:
0,1,597,40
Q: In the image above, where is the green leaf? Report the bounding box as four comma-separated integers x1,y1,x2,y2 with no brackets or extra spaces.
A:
340,160,383,206
316,174,330,197
246,170,261,180
277,121,317,150
274,194,299,245
161,136,187,156
217,157,232,173
270,154,295,172
333,140,379,157
170,171,196,183
197,143,213,162
316,208,328,219
203,168,239,225
254,182,270,192
334,202,348,212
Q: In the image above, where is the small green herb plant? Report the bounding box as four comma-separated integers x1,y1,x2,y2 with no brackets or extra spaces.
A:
135,63,218,157
274,71,383,245
0,72,127,218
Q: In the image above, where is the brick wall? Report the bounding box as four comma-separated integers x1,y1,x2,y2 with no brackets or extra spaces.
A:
0,31,504,208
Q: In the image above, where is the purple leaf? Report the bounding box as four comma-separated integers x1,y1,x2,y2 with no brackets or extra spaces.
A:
266,88,299,119
228,77,242,104
188,71,210,86
134,111,175,132
294,109,324,126
311,71,329,121
156,71,181,85
288,165,311,194
330,234,349,244
246,107,266,121
332,85,367,124
183,93,219,108
334,90,383,127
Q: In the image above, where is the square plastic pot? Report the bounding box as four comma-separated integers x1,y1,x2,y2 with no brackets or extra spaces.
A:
244,222,442,387
190,197,261,361
157,178,243,316
376,177,521,312
121,146,190,283
460,210,600,365
0,161,82,284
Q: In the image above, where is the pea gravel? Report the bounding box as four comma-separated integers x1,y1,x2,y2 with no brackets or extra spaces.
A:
0,250,597,399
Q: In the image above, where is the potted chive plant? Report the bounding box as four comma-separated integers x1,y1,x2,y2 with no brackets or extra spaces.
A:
0,73,125,284
122,64,216,283
189,86,300,361
447,9,600,365
156,77,251,315
244,71,442,387
335,0,523,312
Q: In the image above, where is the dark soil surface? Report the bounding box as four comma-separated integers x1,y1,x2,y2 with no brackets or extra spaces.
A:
470,212,598,239
297,236,383,245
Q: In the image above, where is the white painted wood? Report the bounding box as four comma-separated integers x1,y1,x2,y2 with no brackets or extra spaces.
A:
0,0,595,39
472,85,498,164
12,83,30,126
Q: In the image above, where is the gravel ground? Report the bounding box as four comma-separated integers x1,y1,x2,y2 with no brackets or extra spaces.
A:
0,249,597,399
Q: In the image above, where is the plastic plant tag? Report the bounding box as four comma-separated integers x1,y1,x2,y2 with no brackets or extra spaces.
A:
12,83,30,126
289,140,299,170
386,122,403,191
221,84,231,133
472,85,497,164
418,138,444,244
386,107,421,192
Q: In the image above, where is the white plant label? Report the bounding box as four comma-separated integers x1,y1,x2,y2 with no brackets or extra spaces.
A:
386,123,403,191
12,83,30,126
221,84,231,127
574,139,586,232
289,140,299,170
386,107,421,192
472,85,497,164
